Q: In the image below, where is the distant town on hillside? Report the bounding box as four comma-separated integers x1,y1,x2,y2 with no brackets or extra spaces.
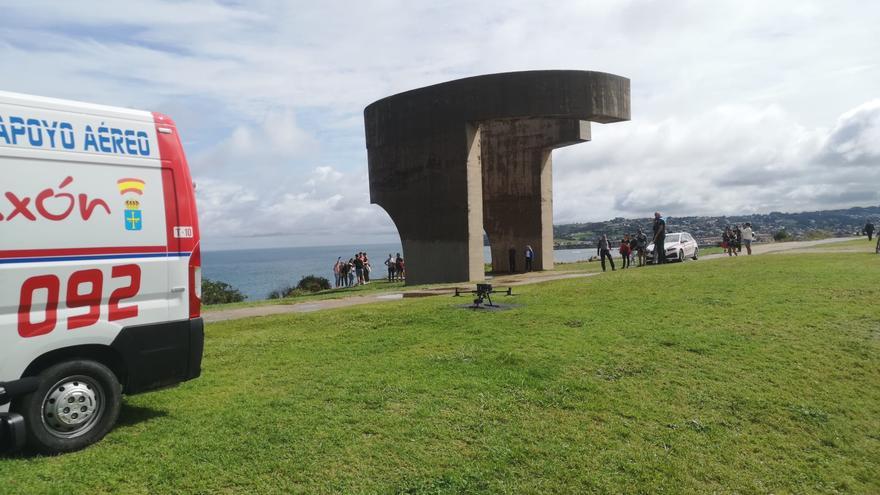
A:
551,205,880,249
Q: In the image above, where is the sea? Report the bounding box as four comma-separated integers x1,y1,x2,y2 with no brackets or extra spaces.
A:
203,243,596,301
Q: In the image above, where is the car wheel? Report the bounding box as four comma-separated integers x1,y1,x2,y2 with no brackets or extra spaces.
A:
678,250,685,262
692,247,699,260
13,359,121,454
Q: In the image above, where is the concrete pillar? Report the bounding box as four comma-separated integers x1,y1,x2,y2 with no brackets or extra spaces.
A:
481,118,589,273
370,127,485,285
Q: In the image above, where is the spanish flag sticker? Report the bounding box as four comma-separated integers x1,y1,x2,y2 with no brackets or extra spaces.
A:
117,178,145,196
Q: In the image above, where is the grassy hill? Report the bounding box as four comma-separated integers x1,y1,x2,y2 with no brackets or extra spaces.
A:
4,250,879,494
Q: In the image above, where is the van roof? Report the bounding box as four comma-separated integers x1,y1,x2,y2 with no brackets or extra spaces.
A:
0,90,153,122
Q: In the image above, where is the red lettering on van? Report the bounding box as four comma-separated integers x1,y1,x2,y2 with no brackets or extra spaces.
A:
66,269,103,330
3,176,112,222
108,264,140,321
18,275,60,338
17,265,141,337
35,177,75,221
5,192,37,221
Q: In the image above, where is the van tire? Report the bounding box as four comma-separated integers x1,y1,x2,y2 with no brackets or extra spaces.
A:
692,248,699,260
13,360,121,454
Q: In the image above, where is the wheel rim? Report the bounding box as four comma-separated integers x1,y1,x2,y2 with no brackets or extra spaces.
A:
40,375,105,439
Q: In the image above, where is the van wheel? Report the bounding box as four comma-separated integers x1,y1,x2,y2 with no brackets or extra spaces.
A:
13,360,121,454
692,248,699,260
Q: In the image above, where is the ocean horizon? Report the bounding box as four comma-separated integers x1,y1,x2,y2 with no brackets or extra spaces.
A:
203,242,598,301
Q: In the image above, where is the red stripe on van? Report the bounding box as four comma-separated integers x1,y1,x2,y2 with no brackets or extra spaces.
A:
0,245,167,259
153,112,201,318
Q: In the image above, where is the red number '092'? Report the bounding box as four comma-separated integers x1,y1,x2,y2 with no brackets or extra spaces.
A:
17,264,141,338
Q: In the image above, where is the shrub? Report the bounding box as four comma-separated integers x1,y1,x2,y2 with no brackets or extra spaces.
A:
202,279,246,305
804,230,832,241
296,275,331,293
773,230,791,242
267,286,307,299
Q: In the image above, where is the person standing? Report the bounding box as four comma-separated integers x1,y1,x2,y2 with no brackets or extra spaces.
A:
386,253,396,281
363,252,371,284
723,227,738,257
628,235,638,266
354,253,365,285
524,245,534,272
341,258,352,287
395,253,405,281
347,258,356,287
619,235,631,269
734,225,743,253
741,222,754,255
865,221,875,241
652,212,667,264
635,229,648,267
597,234,616,272
333,257,342,288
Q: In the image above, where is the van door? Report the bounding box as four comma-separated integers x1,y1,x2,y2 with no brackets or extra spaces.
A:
0,152,170,382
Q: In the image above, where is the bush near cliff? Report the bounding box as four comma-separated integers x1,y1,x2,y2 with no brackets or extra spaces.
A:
296,275,332,292
201,278,246,304
268,275,332,299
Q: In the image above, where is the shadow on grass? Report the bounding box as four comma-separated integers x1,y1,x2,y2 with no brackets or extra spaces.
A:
1,403,166,459
115,402,167,428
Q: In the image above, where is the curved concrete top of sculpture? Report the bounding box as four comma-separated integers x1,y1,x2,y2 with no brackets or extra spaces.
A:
364,70,630,148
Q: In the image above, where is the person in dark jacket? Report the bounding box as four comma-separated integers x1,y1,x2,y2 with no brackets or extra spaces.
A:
619,236,631,269
723,227,738,257
597,234,616,272
865,221,875,241
524,245,534,272
652,212,667,264
635,229,648,266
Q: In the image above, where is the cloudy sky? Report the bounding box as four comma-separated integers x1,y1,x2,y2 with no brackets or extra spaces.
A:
3,1,878,250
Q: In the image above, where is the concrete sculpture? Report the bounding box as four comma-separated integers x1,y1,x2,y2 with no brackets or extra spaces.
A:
365,70,630,284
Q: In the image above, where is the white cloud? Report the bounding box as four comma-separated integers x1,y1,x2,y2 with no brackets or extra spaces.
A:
195,167,395,249
552,99,880,222
1,1,878,248
818,99,880,164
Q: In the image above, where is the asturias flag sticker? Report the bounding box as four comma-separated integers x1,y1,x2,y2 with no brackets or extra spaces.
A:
124,209,142,231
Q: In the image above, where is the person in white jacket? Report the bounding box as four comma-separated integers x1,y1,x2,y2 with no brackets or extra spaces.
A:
741,223,754,255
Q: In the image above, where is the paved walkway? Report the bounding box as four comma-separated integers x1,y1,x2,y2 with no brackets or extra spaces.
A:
203,237,861,323
700,236,861,259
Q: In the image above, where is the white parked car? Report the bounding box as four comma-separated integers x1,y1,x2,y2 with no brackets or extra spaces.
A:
646,232,699,263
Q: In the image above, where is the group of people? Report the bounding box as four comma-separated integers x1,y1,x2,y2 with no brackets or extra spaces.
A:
721,223,754,256
332,252,407,288
596,212,668,272
384,252,406,281
596,230,649,272
333,252,373,288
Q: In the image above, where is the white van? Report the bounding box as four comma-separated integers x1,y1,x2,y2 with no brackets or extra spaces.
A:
0,91,203,454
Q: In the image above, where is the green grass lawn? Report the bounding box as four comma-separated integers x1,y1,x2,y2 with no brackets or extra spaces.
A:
699,245,725,256
802,238,875,252
4,253,879,494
